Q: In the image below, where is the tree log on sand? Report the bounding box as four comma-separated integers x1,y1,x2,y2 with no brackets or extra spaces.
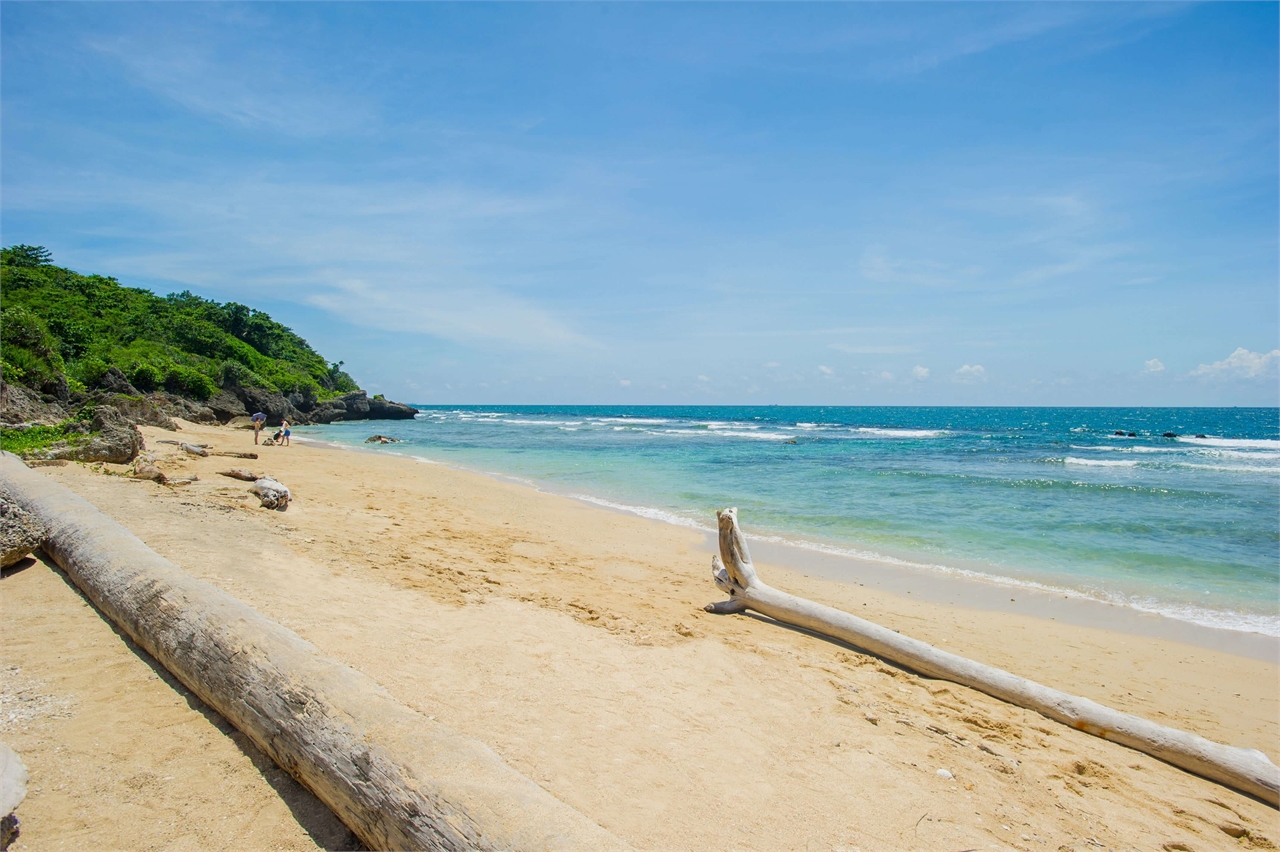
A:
703,507,1279,807
0,453,630,851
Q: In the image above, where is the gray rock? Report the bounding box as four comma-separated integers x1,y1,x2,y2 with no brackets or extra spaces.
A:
0,383,67,426
205,390,249,423
48,407,143,464
365,435,400,443
97,366,140,396
95,393,177,430
249,477,291,510
149,392,219,425
233,387,304,426
0,501,46,568
368,396,418,420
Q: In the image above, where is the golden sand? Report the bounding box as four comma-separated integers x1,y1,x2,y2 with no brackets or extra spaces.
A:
3,420,1277,850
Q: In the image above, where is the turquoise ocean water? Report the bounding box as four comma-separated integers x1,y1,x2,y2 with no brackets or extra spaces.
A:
298,407,1280,637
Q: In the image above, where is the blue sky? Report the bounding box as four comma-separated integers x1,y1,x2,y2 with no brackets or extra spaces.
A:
3,2,1276,405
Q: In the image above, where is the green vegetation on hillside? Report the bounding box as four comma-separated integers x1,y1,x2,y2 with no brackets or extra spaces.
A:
1,245,359,403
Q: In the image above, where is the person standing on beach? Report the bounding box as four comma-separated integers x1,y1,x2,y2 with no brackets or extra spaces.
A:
281,419,291,446
251,411,266,445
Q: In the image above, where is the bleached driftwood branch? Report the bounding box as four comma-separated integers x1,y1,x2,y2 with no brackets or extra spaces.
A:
0,453,629,851
703,507,1279,807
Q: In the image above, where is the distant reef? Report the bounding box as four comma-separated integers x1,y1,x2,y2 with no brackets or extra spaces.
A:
1,245,415,457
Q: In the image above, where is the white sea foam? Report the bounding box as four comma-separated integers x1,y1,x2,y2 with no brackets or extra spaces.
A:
591,417,671,425
500,419,584,426
1062,457,1139,468
1177,436,1280,449
1176,463,1280,475
852,427,949,438
657,428,796,441
565,493,713,532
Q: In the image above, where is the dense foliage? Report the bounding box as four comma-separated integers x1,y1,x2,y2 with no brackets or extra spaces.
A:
1,245,359,402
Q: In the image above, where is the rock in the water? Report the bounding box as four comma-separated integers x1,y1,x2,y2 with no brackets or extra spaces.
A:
367,395,418,420
181,443,209,457
0,501,45,568
364,434,400,443
1163,431,1179,438
249,477,291,510
218,468,259,481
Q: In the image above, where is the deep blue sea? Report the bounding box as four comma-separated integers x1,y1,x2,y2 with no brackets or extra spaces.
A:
297,407,1280,636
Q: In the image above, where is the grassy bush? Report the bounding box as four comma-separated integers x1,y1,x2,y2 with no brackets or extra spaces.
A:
0,421,88,455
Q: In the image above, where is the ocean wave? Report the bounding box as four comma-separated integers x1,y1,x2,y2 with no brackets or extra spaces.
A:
1175,463,1280,475
1062,457,1139,468
591,417,671,425
499,419,584,426
744,532,1280,637
1177,436,1280,449
852,427,949,438
657,428,797,441
565,493,713,532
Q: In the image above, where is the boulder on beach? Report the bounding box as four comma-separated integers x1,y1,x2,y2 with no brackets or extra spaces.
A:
131,460,168,484
49,407,143,464
181,443,210,457
0,500,46,568
249,477,291,510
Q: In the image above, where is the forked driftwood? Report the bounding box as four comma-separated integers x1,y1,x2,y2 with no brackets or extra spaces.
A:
703,507,1279,806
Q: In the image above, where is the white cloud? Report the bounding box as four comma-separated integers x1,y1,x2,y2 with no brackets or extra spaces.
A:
619,379,631,387
954,364,987,384
1143,358,1165,373
1189,348,1280,380
817,365,834,375
912,365,930,381
697,374,710,382
879,371,895,381
762,361,780,368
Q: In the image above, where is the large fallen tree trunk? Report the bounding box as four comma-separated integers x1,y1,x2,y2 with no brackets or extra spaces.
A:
703,507,1279,807
0,453,630,851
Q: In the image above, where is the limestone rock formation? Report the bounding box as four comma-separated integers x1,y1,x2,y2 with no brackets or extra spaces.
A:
48,407,142,464
0,383,67,426
0,500,45,568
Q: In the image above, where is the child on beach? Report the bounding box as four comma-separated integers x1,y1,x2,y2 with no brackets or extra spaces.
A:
251,412,266,445
281,420,291,446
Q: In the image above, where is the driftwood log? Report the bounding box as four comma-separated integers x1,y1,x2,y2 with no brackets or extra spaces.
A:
704,507,1279,807
0,454,629,851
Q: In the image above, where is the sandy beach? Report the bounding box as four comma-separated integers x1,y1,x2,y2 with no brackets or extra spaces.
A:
3,419,1277,851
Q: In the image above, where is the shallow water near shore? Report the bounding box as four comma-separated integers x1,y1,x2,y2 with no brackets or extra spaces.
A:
298,406,1280,637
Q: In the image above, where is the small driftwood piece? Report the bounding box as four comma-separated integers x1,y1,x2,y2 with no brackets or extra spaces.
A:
218,469,259,482
213,451,259,460
0,453,629,851
703,507,1279,807
180,443,209,457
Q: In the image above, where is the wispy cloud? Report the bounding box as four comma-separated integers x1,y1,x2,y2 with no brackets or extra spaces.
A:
85,22,375,137
954,364,987,384
912,365,930,381
1143,358,1165,374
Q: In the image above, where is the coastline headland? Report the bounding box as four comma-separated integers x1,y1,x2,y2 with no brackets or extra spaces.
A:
4,418,1277,850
